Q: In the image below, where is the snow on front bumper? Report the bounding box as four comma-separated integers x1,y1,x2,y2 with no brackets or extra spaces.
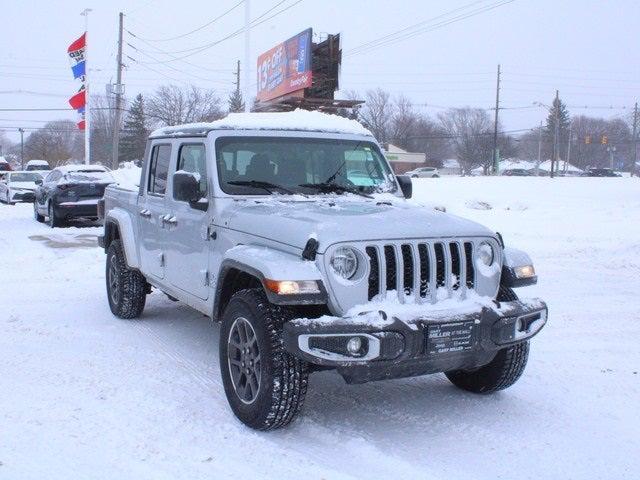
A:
283,295,548,384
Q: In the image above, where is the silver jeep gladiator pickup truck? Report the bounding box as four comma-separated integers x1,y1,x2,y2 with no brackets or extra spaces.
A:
99,110,547,430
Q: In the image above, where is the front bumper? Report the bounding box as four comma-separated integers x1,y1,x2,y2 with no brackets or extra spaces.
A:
283,298,547,384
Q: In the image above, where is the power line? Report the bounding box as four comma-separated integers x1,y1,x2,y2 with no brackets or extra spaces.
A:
124,0,304,62
347,0,515,57
348,0,488,55
129,0,245,42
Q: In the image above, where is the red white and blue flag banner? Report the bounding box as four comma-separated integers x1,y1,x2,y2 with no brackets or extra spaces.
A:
67,33,86,130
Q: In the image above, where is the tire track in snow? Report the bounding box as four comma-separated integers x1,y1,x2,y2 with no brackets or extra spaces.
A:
130,320,223,393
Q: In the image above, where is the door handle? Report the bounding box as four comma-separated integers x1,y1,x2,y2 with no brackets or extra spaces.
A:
139,209,151,218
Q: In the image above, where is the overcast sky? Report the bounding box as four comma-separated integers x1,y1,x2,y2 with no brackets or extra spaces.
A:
2,0,639,143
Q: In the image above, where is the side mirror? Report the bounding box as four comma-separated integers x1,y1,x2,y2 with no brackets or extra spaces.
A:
35,179,43,185
173,171,207,210
396,175,412,199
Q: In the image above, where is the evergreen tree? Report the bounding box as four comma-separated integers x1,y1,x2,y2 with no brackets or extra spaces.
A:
228,89,245,113
119,94,149,163
545,94,571,160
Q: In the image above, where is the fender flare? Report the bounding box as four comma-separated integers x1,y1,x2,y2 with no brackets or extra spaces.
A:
214,245,327,318
104,208,140,269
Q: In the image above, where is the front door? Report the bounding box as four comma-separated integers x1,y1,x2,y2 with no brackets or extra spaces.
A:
164,142,211,300
139,142,172,280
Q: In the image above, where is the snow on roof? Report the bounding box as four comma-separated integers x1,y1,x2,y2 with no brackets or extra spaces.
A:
150,109,373,138
26,159,50,165
537,159,583,172
56,164,108,173
499,158,537,171
0,156,8,164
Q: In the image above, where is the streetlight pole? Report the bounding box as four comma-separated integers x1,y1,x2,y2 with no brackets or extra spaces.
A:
19,128,25,170
81,8,92,165
536,121,542,176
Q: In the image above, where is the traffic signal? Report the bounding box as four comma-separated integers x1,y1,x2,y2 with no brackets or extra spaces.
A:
585,135,591,144
601,135,608,145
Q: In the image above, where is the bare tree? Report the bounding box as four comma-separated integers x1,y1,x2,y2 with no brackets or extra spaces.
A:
358,88,394,143
438,108,493,175
90,94,119,167
389,95,418,148
24,120,83,165
147,84,224,126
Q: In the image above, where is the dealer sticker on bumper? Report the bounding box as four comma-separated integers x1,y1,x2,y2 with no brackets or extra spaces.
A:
426,320,477,354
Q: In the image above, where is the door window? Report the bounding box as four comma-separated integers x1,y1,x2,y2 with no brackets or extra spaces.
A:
148,144,171,195
174,144,207,199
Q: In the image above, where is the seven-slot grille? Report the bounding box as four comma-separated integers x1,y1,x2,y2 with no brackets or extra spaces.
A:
365,240,475,302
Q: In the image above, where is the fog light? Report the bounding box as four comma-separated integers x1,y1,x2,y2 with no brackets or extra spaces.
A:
347,337,362,355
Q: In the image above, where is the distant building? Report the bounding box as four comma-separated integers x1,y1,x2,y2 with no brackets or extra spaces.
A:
383,144,426,174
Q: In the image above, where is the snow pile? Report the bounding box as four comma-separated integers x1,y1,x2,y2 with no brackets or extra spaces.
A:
0,176,639,479
150,109,373,138
110,161,141,191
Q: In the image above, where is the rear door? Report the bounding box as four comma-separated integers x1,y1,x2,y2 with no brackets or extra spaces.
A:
164,142,211,300
139,142,172,280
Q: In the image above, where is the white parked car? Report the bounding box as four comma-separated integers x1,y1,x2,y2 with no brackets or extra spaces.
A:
405,166,440,178
0,171,43,204
25,159,51,172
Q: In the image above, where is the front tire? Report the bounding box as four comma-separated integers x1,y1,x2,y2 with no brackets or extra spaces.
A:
220,288,309,430
445,341,530,393
106,239,147,319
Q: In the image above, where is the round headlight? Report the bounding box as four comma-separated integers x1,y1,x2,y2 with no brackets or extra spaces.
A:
330,247,359,280
477,241,494,266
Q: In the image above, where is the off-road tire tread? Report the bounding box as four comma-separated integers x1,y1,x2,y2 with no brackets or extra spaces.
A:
221,288,308,430
106,239,146,319
446,341,530,393
446,285,529,393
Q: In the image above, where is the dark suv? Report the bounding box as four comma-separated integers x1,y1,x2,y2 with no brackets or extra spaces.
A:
34,165,115,227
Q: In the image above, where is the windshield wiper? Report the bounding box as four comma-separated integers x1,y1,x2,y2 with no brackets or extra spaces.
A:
298,182,373,199
228,180,296,195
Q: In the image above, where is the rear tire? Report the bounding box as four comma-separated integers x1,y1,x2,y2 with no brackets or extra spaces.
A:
48,203,63,228
445,341,530,393
34,202,45,223
220,288,309,430
106,239,147,319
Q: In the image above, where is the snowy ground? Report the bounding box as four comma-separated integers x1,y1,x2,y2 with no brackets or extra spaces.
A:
1,177,639,479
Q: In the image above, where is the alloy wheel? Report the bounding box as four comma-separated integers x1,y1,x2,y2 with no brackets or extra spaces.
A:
227,317,261,404
108,254,121,306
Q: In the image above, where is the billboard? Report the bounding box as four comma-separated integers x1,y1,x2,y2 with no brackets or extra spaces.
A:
256,28,312,102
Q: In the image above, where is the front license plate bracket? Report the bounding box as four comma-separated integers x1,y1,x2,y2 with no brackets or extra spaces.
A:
426,320,478,355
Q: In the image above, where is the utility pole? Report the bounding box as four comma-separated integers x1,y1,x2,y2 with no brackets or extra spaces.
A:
551,89,559,178
536,120,542,176
243,0,251,113
19,128,24,170
111,12,125,170
632,102,638,177
565,120,572,174
235,60,241,95
492,64,501,175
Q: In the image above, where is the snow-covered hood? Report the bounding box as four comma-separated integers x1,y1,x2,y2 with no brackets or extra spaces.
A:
9,181,37,191
221,196,495,253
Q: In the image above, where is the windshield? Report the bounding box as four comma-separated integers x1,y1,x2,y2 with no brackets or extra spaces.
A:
64,170,114,183
10,172,41,182
216,137,396,195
